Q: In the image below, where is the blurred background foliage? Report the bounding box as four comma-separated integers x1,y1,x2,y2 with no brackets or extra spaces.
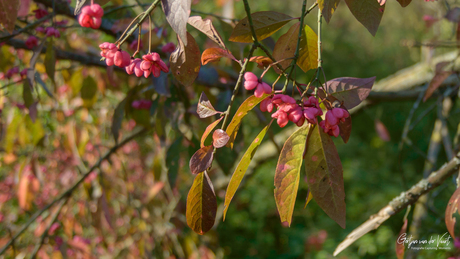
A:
1,0,460,258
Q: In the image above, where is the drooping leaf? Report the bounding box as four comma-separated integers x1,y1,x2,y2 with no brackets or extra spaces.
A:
23,80,34,108
162,0,192,45
44,39,56,84
201,48,237,65
396,0,411,7
223,122,272,220
229,11,294,43
186,171,217,234
273,23,318,73
166,137,185,188
197,92,220,118
249,56,273,69
338,107,352,144
305,125,346,228
396,219,408,259
28,102,38,123
35,72,54,99
111,99,126,143
201,117,223,148
189,145,214,174
344,0,384,36
188,16,226,49
318,0,341,23
226,94,270,149
274,125,309,226
424,62,452,102
375,119,390,142
18,172,40,211
326,77,376,110
81,76,98,101
0,0,19,33
212,129,229,148
446,187,460,238
170,32,201,86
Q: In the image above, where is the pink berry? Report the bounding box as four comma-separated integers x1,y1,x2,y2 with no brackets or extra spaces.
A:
161,42,176,54
260,97,274,113
78,4,104,29
25,36,38,49
33,9,49,19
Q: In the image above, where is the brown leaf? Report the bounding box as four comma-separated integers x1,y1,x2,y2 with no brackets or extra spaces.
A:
326,77,376,110
188,16,226,49
201,48,237,65
338,108,352,144
424,62,452,102
197,92,219,118
212,129,229,148
318,0,341,23
397,0,412,7
396,219,407,259
18,172,40,211
162,0,192,45
170,32,201,86
201,117,223,148
186,171,217,235
249,56,273,69
375,119,390,142
189,145,214,174
344,0,384,36
0,0,19,33
446,187,460,238
229,11,294,43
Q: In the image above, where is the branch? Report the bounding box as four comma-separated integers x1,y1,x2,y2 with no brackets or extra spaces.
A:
333,152,460,256
0,127,148,255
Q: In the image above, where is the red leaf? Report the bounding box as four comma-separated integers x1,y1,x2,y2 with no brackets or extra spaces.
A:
212,129,229,148
423,62,452,102
375,119,391,142
186,171,217,234
318,0,341,23
344,0,384,36
446,187,460,238
305,125,346,228
396,219,408,259
201,48,237,65
197,92,219,118
162,0,191,45
201,117,223,148
326,77,375,110
170,32,201,87
189,145,214,175
188,16,227,50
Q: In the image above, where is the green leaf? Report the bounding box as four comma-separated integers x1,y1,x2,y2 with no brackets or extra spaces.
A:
305,125,346,228
274,125,308,226
186,171,217,235
326,77,375,110
166,137,185,188
111,99,126,143
344,0,385,36
318,0,341,23
81,76,98,107
170,32,201,87
201,117,223,148
273,23,318,73
44,39,56,84
225,94,270,149
223,121,272,220
22,80,34,108
229,11,294,43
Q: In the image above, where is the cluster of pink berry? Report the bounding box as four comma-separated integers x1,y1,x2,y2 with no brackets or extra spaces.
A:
1,67,28,80
78,4,104,29
244,72,272,98
131,99,152,110
35,27,61,38
319,108,349,137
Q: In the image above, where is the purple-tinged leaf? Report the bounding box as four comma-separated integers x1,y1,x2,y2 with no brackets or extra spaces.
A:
424,62,452,102
223,121,272,220
305,125,346,228
396,219,407,259
28,102,38,123
188,16,226,49
326,77,376,110
344,0,384,36
274,125,309,226
201,117,223,148
170,32,201,86
197,92,220,118
318,0,341,23
338,108,352,144
226,94,271,149
446,188,460,238
189,145,214,175
212,129,229,148
186,171,217,235
229,11,294,43
161,0,191,45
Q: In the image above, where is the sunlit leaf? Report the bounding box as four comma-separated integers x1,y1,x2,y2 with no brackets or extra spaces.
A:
18,172,40,211
162,0,191,45
274,125,308,226
201,117,223,148
188,16,226,49
446,187,460,238
186,171,217,234
197,92,219,118
212,129,229,148
318,0,341,23
304,191,313,209
0,0,19,33
273,23,318,73
344,0,384,36
111,99,126,143
44,39,56,85
226,94,270,149
170,32,201,86
326,77,375,110
396,219,407,259
223,122,272,220
189,145,214,174
201,48,237,65
249,56,273,69
229,11,294,43
305,125,346,228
